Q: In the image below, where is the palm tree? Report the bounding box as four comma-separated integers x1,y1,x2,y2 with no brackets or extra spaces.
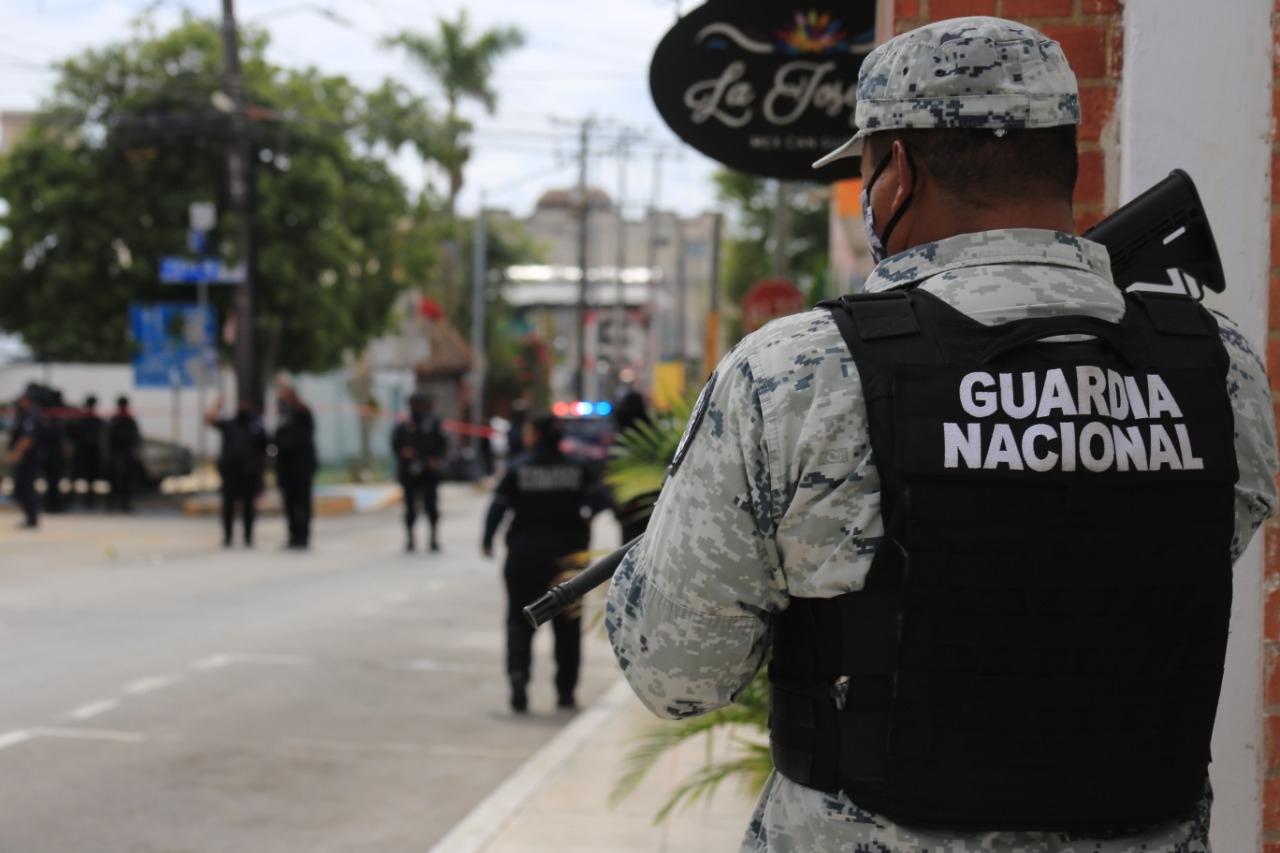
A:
383,11,525,215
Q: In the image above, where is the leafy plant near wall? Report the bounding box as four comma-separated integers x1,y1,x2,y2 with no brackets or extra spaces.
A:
602,392,775,822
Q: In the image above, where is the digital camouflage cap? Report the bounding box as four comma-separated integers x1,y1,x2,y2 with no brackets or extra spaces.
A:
814,16,1080,168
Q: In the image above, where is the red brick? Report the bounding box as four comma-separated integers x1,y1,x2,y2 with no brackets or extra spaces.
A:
1266,843,1280,853
1042,24,1111,79
1078,85,1117,143
1269,715,1280,768
1272,212,1280,268
1273,152,1280,207
1083,0,1123,12
1267,584,1280,641
1073,209,1106,234
1271,275,1280,332
1074,149,1106,208
1267,777,1280,832
1003,0,1074,17
1269,339,1280,392
894,0,920,20
1269,524,1280,577
933,0,997,18
1267,644,1280,705
1273,24,1280,79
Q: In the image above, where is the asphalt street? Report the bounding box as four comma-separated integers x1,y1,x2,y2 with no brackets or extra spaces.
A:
0,484,624,853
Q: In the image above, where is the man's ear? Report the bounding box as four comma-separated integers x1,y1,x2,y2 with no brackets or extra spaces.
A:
888,140,917,213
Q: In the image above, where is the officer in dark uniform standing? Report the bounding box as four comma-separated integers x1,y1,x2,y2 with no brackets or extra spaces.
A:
6,387,44,529
105,396,142,512
38,387,68,514
272,379,316,550
206,393,268,548
482,411,607,713
392,392,446,552
70,395,104,508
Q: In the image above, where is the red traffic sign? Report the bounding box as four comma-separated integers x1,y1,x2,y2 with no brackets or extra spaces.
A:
741,278,806,333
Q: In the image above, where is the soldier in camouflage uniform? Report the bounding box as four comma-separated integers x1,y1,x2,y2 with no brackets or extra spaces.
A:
606,17,1279,853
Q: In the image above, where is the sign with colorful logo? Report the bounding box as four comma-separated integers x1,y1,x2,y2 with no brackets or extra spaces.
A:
650,1,876,181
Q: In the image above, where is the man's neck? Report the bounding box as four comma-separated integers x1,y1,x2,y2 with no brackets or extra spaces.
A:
909,199,1075,247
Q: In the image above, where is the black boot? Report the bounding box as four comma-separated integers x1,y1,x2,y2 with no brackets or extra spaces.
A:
405,530,415,552
510,672,529,714
429,525,440,552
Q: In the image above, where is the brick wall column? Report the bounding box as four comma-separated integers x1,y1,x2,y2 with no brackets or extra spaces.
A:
1263,2,1280,847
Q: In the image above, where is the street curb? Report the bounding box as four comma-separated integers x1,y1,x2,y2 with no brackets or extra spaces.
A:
426,677,633,853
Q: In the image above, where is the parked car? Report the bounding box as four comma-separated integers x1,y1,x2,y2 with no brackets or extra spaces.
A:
0,405,193,490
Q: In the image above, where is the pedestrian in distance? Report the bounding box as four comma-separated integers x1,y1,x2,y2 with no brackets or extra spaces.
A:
39,390,68,514
606,16,1279,852
272,378,317,550
70,394,104,509
206,393,268,548
6,387,44,529
392,391,447,553
105,395,142,512
482,411,609,714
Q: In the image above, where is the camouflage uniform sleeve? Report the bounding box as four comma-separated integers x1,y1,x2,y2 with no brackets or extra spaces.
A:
1213,311,1280,559
606,348,785,720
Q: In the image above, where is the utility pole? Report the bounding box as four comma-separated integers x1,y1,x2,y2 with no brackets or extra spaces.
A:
572,117,594,401
471,199,488,474
220,0,260,409
612,130,640,395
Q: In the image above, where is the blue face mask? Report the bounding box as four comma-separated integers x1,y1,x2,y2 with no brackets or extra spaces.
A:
861,148,917,264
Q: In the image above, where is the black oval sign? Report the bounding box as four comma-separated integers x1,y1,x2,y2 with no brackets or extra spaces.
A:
650,1,876,182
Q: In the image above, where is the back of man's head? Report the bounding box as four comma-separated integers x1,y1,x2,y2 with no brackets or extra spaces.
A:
817,16,1081,207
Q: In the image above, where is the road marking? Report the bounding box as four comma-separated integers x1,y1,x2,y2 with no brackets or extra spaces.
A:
229,653,314,666
123,674,183,695
403,658,475,673
0,730,33,751
190,654,233,671
30,727,146,743
68,699,119,721
426,678,633,853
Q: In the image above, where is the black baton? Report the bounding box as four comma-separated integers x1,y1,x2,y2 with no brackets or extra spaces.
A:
523,536,643,628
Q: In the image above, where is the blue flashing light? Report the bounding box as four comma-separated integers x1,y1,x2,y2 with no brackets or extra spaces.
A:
574,401,593,416
594,401,613,416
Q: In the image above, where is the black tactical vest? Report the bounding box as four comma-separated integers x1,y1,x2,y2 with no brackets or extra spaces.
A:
769,289,1238,831
506,448,591,541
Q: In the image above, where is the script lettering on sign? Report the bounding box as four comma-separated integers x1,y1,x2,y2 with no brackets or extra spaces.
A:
649,2,876,181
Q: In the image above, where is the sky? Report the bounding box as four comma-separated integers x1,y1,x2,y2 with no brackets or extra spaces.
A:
1,0,726,220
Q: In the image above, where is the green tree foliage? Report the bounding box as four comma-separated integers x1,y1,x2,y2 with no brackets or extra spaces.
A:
713,170,830,346
383,10,525,213
0,16,439,372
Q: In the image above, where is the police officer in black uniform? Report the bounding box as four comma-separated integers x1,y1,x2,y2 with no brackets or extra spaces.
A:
482,411,607,713
6,388,44,529
392,392,446,552
272,379,317,550
70,395,104,509
105,396,142,512
206,393,268,548
37,387,68,514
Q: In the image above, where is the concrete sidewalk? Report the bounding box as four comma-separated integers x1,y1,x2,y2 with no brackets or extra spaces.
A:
432,676,760,853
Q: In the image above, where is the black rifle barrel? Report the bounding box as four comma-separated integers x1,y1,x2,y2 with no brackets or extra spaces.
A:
524,536,643,628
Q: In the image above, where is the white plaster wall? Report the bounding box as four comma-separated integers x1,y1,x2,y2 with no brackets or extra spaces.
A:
1121,2,1274,849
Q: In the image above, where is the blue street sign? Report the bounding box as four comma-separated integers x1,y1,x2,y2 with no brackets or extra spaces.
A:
129,303,217,389
158,256,243,285
187,229,208,255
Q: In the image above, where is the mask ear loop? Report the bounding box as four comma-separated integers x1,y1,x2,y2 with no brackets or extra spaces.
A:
877,151,918,251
